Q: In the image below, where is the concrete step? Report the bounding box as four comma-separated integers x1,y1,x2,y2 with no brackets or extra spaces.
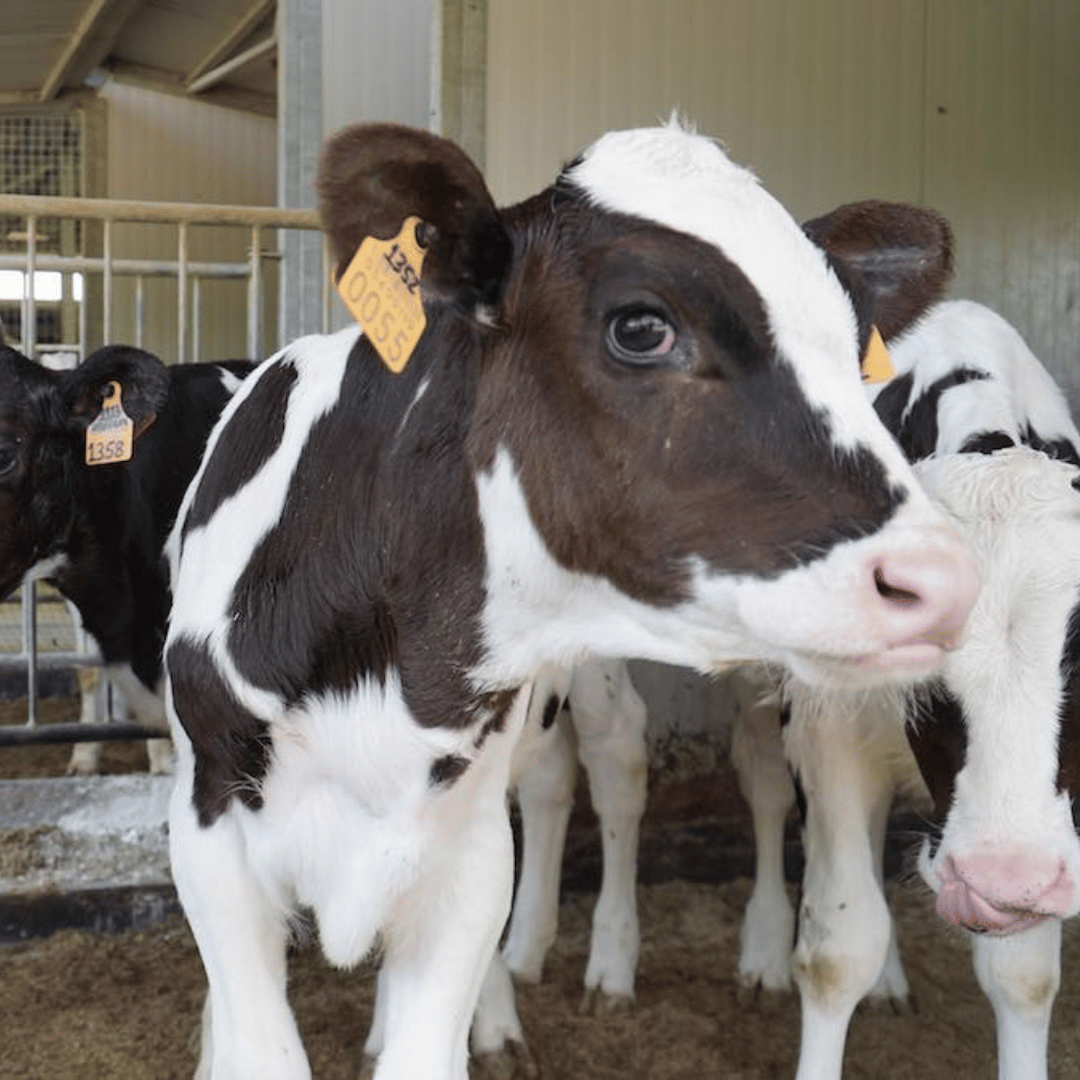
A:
0,774,178,942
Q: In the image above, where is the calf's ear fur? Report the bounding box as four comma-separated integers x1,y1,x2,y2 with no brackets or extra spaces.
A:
802,200,954,342
318,123,512,324
64,345,170,440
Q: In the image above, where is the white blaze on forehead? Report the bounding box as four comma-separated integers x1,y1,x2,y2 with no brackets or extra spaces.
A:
567,122,896,456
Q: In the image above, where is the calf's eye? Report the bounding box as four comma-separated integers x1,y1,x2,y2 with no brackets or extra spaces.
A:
606,309,678,366
0,446,18,478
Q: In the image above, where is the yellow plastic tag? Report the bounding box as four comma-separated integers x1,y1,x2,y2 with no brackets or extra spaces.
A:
85,381,134,466
861,325,895,385
336,216,428,374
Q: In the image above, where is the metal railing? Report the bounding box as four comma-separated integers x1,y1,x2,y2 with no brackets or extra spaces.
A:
0,192,326,744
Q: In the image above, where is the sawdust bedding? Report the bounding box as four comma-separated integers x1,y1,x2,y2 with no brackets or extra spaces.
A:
2,699,1080,1078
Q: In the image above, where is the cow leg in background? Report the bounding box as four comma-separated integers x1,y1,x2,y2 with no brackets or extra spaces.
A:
65,664,104,775
571,658,649,1013
106,664,173,774
467,702,576,1077
64,597,106,775
169,772,306,1080
502,704,579,982
787,697,899,1080
729,666,796,997
971,919,1060,1080
863,788,910,1011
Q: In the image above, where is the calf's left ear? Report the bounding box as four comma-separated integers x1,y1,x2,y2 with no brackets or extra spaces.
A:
802,200,954,342
318,123,513,323
64,345,170,438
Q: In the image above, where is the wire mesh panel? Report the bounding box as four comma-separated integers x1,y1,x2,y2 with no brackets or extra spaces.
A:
0,112,82,349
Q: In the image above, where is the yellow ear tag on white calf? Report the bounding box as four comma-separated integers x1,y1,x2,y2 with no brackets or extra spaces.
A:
861,325,895,385
85,381,134,466
336,215,428,374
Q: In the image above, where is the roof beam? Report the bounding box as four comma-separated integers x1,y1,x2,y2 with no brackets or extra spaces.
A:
106,60,276,118
185,0,277,88
38,0,143,102
186,34,276,95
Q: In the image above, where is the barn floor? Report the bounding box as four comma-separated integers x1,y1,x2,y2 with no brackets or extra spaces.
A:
2,698,1080,1078
1,880,1079,1079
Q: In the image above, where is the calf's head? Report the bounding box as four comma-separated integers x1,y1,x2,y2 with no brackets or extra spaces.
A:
318,121,978,687
907,449,1080,931
0,344,168,597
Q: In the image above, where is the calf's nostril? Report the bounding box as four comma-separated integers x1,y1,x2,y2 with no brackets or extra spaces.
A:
874,566,920,606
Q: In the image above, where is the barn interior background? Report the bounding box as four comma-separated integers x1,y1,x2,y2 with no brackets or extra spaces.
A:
0,0,1076,931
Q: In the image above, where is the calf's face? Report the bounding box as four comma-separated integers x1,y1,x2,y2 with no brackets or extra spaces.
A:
318,122,978,688
907,449,1080,930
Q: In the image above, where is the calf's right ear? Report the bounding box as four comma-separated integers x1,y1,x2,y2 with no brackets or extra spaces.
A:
318,123,513,324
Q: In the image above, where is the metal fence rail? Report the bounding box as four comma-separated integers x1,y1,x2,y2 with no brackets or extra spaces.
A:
0,192,326,743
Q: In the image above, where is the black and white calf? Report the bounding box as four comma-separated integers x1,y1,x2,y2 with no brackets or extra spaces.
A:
783,299,1080,1080
163,121,978,1080
0,343,251,771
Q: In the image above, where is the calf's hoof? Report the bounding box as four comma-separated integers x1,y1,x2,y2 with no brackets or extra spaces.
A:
734,975,791,1011
66,744,102,776
578,987,634,1017
471,1039,539,1080
858,991,918,1018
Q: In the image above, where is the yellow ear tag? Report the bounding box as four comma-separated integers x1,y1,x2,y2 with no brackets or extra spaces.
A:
336,215,428,374
85,381,134,466
861,325,895,385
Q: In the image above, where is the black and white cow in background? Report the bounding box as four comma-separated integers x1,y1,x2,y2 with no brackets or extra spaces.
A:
780,299,1080,1080
470,299,1080,1080
163,121,979,1080
0,343,252,772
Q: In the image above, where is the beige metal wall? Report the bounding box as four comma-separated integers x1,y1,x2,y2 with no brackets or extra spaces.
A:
485,0,1079,395
322,0,435,137
923,0,1080,398
97,78,277,364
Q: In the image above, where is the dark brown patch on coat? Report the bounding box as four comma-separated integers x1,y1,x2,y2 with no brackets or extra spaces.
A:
167,635,273,828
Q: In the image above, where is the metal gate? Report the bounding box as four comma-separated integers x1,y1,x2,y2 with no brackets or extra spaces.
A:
0,191,325,746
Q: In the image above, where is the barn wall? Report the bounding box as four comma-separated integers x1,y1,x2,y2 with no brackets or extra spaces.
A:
322,0,435,136
96,78,277,365
485,0,1080,394
922,0,1080,403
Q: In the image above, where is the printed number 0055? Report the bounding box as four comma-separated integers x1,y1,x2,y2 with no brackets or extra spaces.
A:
343,269,410,364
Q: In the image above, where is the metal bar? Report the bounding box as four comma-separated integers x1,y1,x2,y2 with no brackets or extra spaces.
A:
102,218,113,344
0,652,103,668
21,583,38,728
323,242,332,333
0,253,261,278
191,276,201,364
248,224,262,359
134,275,144,349
78,269,87,359
0,193,319,230
177,221,188,364
25,214,37,358
0,722,166,747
